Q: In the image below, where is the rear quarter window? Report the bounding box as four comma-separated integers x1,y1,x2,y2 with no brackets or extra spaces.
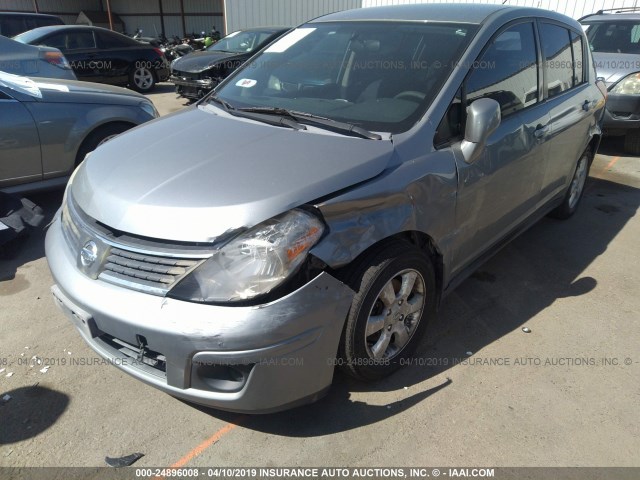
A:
540,23,574,98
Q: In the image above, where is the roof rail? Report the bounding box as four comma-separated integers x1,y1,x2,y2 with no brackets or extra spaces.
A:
578,6,640,22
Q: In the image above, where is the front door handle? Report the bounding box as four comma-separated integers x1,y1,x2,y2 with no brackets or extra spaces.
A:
582,99,591,111
534,124,549,139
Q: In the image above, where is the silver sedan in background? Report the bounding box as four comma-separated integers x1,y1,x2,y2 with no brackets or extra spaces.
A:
0,71,158,193
0,35,76,80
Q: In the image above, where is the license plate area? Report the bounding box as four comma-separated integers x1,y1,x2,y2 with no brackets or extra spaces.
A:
51,285,100,339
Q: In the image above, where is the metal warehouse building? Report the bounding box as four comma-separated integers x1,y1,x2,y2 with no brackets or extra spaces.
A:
1,0,639,37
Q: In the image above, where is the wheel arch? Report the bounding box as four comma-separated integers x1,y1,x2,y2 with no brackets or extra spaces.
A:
74,120,137,165
326,230,445,305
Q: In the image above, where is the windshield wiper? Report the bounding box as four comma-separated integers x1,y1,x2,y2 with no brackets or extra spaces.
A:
208,94,235,111
209,96,305,131
239,107,382,140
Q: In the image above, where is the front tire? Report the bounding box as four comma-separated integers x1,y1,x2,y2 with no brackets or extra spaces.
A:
338,241,436,381
549,147,592,220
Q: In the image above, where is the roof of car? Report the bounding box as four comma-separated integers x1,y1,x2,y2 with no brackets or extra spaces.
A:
16,24,124,37
311,4,509,24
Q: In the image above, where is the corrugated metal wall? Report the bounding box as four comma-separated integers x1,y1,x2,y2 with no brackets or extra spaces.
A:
223,0,360,32
3,0,639,39
1,0,102,25
102,0,224,37
361,0,640,20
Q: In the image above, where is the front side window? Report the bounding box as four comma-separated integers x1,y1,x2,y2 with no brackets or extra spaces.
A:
466,22,538,116
214,22,478,134
540,23,574,98
45,31,96,50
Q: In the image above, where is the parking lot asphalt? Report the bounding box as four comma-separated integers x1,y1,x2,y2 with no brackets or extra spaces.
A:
0,83,638,468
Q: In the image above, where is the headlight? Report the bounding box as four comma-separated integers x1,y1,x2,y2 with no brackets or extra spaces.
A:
139,101,159,118
610,72,640,95
169,209,325,303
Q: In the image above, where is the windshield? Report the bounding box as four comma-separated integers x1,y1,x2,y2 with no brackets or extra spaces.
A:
208,30,278,54
584,21,640,53
212,22,477,134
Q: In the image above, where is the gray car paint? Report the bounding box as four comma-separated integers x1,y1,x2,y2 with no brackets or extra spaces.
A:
72,104,394,242
46,4,605,412
0,35,76,81
0,75,157,193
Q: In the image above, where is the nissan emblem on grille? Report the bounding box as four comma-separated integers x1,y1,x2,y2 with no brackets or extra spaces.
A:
80,240,98,267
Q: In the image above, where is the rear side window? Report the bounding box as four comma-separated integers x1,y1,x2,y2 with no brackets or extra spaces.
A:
465,22,539,116
540,23,574,98
571,31,585,86
97,31,133,48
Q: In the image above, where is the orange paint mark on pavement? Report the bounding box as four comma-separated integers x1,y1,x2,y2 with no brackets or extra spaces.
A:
169,418,243,470
600,156,620,177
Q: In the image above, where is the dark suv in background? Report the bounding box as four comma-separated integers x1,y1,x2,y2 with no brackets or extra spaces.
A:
0,11,63,37
581,8,640,153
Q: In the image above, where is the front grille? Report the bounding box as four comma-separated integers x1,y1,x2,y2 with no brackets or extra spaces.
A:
99,248,202,295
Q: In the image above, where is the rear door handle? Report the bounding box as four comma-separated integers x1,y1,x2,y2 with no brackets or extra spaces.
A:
582,99,591,111
534,124,549,139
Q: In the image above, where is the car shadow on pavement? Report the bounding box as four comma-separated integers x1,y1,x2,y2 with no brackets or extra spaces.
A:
198,175,639,435
0,385,69,445
0,190,63,294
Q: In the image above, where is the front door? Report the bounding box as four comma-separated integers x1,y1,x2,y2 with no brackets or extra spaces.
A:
449,21,551,274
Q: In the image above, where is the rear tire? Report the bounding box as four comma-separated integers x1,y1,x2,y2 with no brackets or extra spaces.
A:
549,147,592,220
129,66,156,93
338,240,436,381
624,130,640,155
75,123,133,166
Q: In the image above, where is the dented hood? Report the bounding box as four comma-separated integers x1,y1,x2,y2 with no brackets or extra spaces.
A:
71,105,394,243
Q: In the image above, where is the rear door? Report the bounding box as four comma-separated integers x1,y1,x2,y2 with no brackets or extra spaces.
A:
537,21,599,202
0,89,42,188
94,30,137,85
447,21,551,273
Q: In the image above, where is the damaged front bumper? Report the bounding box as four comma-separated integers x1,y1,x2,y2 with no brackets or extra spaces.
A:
170,74,218,99
45,215,354,413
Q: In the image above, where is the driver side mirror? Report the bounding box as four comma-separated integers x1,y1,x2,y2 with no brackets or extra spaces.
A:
460,98,501,164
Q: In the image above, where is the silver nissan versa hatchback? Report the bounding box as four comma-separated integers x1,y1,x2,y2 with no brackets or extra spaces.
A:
46,4,606,413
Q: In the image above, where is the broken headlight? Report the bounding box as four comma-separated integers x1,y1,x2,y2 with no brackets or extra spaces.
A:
168,209,324,303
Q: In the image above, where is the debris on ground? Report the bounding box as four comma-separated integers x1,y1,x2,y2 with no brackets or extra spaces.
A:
1,394,11,404
0,368,5,374
6,372,13,378
39,366,50,374
522,327,532,333
105,453,144,467
466,351,473,356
